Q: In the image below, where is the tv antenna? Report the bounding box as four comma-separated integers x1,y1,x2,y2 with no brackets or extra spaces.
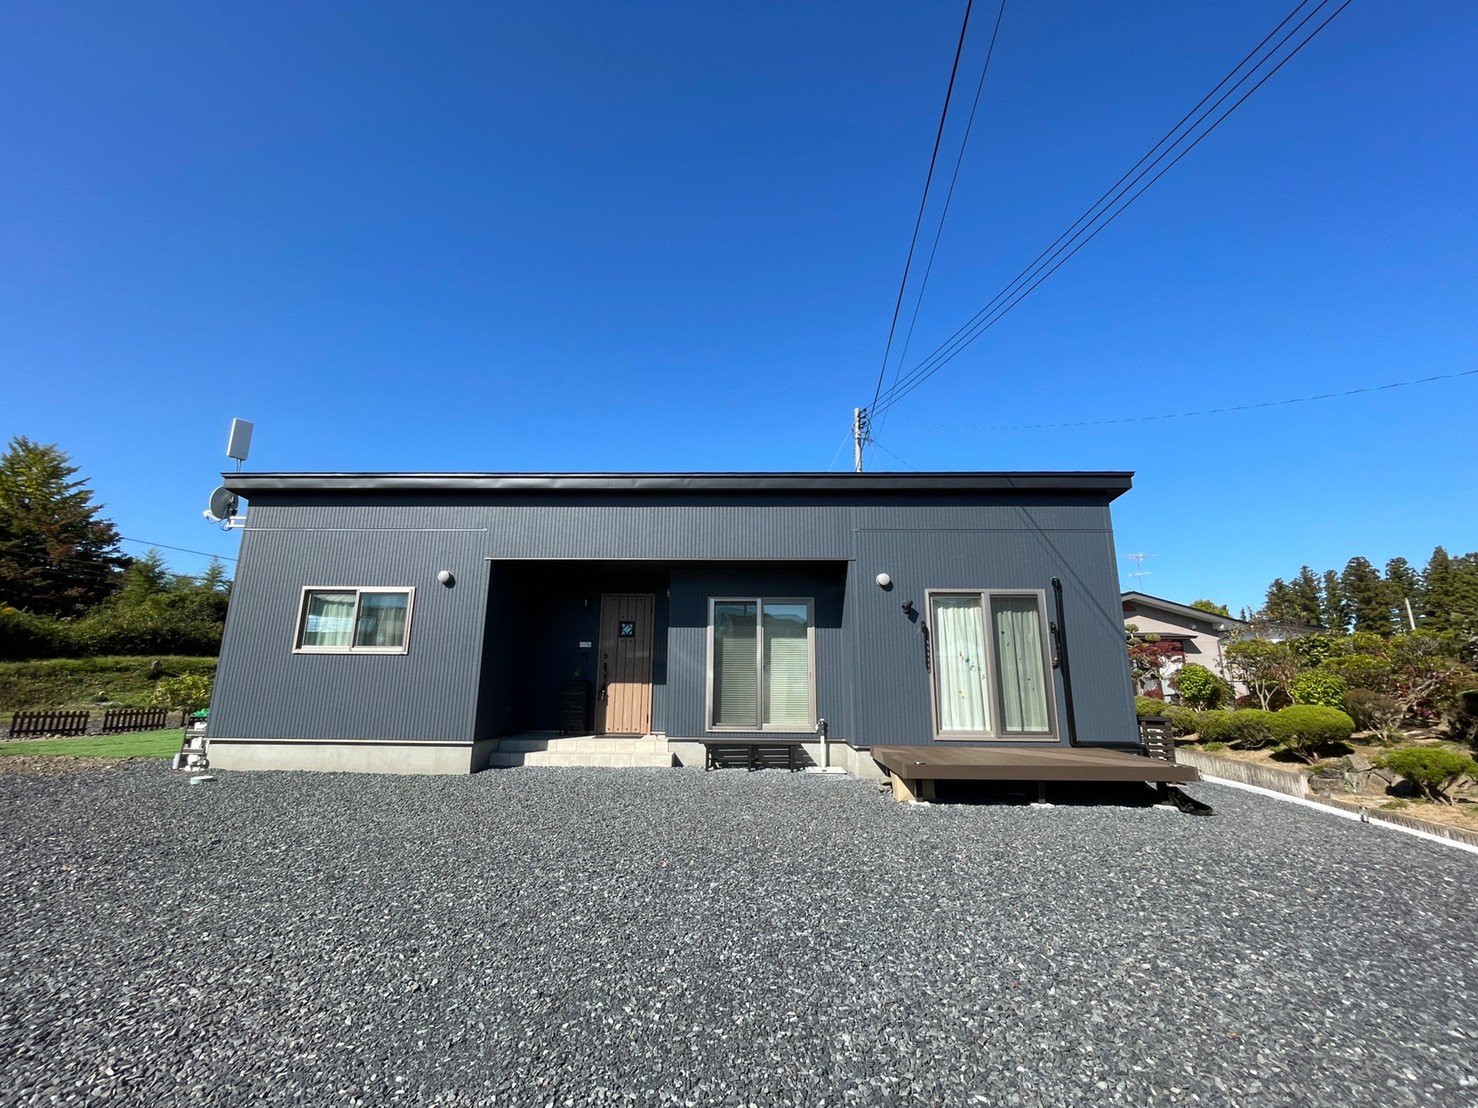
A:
1124,551,1158,590
203,419,252,530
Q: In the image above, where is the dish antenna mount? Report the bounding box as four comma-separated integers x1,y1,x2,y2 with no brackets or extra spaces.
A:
203,418,253,529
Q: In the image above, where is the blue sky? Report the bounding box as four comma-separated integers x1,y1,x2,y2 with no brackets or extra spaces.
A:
2,1,1474,615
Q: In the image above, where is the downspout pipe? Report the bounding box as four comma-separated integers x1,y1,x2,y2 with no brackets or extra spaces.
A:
1050,577,1079,747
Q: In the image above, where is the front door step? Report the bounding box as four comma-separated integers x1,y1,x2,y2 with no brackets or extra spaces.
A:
486,735,673,769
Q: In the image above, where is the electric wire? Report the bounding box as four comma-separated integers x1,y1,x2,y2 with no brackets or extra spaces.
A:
869,0,1354,421
890,366,1478,432
119,538,238,562
876,0,1009,441
866,0,977,420
873,0,1346,417
867,439,921,471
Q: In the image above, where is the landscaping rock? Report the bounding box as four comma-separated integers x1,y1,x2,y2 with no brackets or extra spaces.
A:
0,764,1473,1107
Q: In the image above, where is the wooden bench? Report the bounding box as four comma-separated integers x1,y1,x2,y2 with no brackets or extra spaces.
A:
700,738,807,772
8,710,91,738
101,707,172,734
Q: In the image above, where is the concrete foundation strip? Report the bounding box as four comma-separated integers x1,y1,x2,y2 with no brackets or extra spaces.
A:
1193,773,1478,857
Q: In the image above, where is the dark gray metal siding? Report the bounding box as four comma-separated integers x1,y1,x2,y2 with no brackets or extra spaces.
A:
663,563,849,741
213,488,1136,750
209,510,491,742
850,512,1136,747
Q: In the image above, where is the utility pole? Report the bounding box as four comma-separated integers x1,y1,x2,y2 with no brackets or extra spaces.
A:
853,407,867,472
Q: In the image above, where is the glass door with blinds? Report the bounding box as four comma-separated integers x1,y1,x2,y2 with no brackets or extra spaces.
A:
927,589,1056,741
708,598,815,731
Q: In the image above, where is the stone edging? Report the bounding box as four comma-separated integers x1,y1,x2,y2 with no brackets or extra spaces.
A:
1177,748,1478,849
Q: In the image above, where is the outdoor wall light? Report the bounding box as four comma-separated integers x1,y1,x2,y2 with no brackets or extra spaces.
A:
875,573,892,589
437,570,455,587
901,599,915,614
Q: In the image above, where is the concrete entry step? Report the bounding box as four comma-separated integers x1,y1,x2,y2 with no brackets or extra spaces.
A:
486,734,674,769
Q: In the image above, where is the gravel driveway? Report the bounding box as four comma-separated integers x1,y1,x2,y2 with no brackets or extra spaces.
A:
2,762,1474,1106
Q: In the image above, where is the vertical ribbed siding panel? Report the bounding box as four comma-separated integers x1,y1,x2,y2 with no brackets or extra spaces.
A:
214,491,1134,750
209,505,490,743
664,564,849,741
850,511,1135,747
483,503,849,560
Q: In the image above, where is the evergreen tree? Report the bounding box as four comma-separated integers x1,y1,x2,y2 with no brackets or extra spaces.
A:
1422,547,1478,636
1341,556,1392,634
1383,556,1422,631
200,557,231,595
1290,566,1324,626
1321,569,1350,635
1264,578,1299,623
0,437,129,616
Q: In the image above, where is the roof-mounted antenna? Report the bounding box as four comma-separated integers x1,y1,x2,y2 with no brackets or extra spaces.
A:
204,419,253,529
225,418,254,472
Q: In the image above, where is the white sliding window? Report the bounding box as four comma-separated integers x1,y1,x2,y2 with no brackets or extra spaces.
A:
928,590,1054,740
295,587,415,654
709,598,814,731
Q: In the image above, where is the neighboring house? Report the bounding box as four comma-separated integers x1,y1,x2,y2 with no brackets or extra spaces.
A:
207,471,1142,775
1121,591,1250,700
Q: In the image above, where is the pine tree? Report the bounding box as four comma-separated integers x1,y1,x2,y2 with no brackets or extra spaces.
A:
1383,556,1422,631
1290,566,1324,627
1341,556,1391,634
1321,569,1350,635
1421,547,1454,632
1264,578,1298,623
0,437,129,616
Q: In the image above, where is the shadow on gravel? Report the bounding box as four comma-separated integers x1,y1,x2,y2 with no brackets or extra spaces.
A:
930,779,1172,807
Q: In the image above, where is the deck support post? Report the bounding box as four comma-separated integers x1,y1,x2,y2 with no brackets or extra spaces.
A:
889,775,935,802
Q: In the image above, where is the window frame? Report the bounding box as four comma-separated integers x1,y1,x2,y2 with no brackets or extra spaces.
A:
293,586,416,655
924,587,1057,742
705,596,817,733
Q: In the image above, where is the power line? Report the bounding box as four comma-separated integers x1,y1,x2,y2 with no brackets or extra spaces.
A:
867,0,977,420
890,366,1477,432
118,537,238,563
877,0,1010,442
869,0,1354,420
868,439,921,472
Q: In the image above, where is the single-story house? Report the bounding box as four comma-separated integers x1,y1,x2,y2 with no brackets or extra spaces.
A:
1121,591,1250,699
207,471,1144,775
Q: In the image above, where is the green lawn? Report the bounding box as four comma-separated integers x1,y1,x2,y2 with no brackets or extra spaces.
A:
0,729,183,759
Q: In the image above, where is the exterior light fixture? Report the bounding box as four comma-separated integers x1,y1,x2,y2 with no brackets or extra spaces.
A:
875,573,892,588
437,570,455,586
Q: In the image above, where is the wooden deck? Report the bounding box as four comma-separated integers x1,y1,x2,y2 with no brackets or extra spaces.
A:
871,744,1199,802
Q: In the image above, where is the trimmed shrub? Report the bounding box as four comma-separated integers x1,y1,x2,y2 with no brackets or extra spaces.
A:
1231,708,1276,748
1378,747,1478,804
1289,671,1349,710
1201,741,1228,753
1162,705,1204,737
1270,705,1355,762
1173,664,1226,711
1134,695,1168,718
1197,708,1274,748
1344,688,1403,737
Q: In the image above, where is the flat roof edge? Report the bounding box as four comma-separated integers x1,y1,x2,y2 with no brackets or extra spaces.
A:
223,471,1135,497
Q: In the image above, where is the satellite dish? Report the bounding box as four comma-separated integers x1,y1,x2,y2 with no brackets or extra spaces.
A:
204,486,239,522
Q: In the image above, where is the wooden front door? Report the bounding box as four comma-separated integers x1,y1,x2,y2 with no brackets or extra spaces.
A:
595,594,654,735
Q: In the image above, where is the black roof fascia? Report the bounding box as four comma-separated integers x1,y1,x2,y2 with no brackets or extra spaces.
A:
223,471,1134,498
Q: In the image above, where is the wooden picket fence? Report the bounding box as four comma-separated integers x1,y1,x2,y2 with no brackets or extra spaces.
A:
101,707,171,734
7,710,92,738
6,707,177,739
